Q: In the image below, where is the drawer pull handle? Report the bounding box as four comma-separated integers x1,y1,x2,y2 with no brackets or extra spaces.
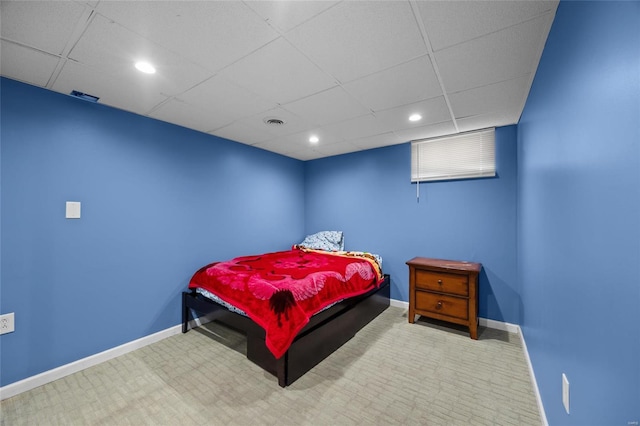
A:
437,279,443,284
436,301,443,309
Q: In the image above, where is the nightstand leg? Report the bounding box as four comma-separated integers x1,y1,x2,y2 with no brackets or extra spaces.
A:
470,321,478,340
408,274,415,323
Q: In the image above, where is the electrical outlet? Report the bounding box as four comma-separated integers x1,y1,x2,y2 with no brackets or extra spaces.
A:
562,373,570,414
0,313,15,335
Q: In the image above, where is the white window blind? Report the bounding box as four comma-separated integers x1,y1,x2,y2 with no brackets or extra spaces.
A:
411,128,496,182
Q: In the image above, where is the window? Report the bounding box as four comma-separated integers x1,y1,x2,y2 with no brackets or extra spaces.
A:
411,128,495,182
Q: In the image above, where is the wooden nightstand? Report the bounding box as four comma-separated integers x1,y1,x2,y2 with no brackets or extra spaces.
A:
407,257,481,339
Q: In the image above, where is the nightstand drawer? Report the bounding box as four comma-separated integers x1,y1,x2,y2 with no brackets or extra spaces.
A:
415,291,469,320
415,270,468,296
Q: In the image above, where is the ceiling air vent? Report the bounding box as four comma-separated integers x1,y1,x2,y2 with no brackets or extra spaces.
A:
70,90,99,103
263,117,286,126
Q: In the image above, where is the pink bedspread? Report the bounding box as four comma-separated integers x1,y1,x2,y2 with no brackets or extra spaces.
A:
188,247,383,359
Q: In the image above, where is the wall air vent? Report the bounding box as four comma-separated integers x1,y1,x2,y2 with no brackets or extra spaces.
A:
70,90,99,103
263,117,286,126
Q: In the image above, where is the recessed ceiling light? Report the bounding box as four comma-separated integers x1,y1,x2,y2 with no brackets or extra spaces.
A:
309,135,319,143
409,113,422,122
135,61,156,74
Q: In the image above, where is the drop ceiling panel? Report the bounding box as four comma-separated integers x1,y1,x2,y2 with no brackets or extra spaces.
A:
68,14,211,97
320,114,389,141
435,15,550,93
297,152,325,161
449,75,531,121
149,98,235,134
95,1,279,72
343,55,442,112
251,142,290,158
253,138,316,160
375,97,451,132
218,37,337,105
0,41,60,87
210,120,275,146
417,1,558,52
178,75,276,121
253,138,295,152
310,140,363,158
249,106,312,137
286,1,427,83
52,60,168,114
253,140,319,161
456,113,515,133
282,86,370,127
245,1,340,33
0,1,87,54
277,126,345,147
350,132,404,150
393,121,458,143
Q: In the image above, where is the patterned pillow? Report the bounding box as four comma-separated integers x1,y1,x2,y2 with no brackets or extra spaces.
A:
298,231,344,252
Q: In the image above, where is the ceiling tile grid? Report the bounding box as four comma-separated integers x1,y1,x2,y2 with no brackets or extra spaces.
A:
216,36,338,105
210,120,276,146
0,0,87,55
276,125,346,149
52,59,169,114
240,106,312,138
375,96,452,132
319,113,389,142
416,0,558,52
310,140,363,158
449,75,533,122
0,0,558,161
68,14,212,98
0,40,61,87
434,14,554,93
148,98,237,134
342,55,442,112
95,1,281,73
177,74,277,122
244,1,340,33
284,0,428,84
350,132,405,150
393,121,458,144
281,86,371,127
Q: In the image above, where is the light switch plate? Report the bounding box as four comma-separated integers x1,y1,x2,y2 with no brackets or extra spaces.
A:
66,201,81,219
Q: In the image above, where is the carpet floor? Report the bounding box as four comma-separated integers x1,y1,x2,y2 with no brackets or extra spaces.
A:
1,307,541,425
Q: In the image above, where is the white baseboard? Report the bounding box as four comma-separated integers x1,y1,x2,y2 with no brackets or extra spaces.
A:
1,301,547,426
479,317,520,334
390,299,409,309
391,298,520,334
0,325,183,401
518,325,548,426
0,312,218,401
391,298,545,424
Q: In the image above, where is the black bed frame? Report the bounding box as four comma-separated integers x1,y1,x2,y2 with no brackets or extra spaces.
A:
182,274,390,387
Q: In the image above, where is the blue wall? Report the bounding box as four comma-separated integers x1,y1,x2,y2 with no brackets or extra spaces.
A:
0,78,305,386
3,5,639,423
518,2,640,424
304,126,519,323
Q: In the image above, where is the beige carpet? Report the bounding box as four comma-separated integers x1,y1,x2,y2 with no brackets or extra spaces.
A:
0,307,541,425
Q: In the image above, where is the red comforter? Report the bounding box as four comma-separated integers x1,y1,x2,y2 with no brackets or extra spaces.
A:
188,247,383,359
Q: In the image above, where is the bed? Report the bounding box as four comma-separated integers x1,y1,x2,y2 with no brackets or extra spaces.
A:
182,231,390,387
